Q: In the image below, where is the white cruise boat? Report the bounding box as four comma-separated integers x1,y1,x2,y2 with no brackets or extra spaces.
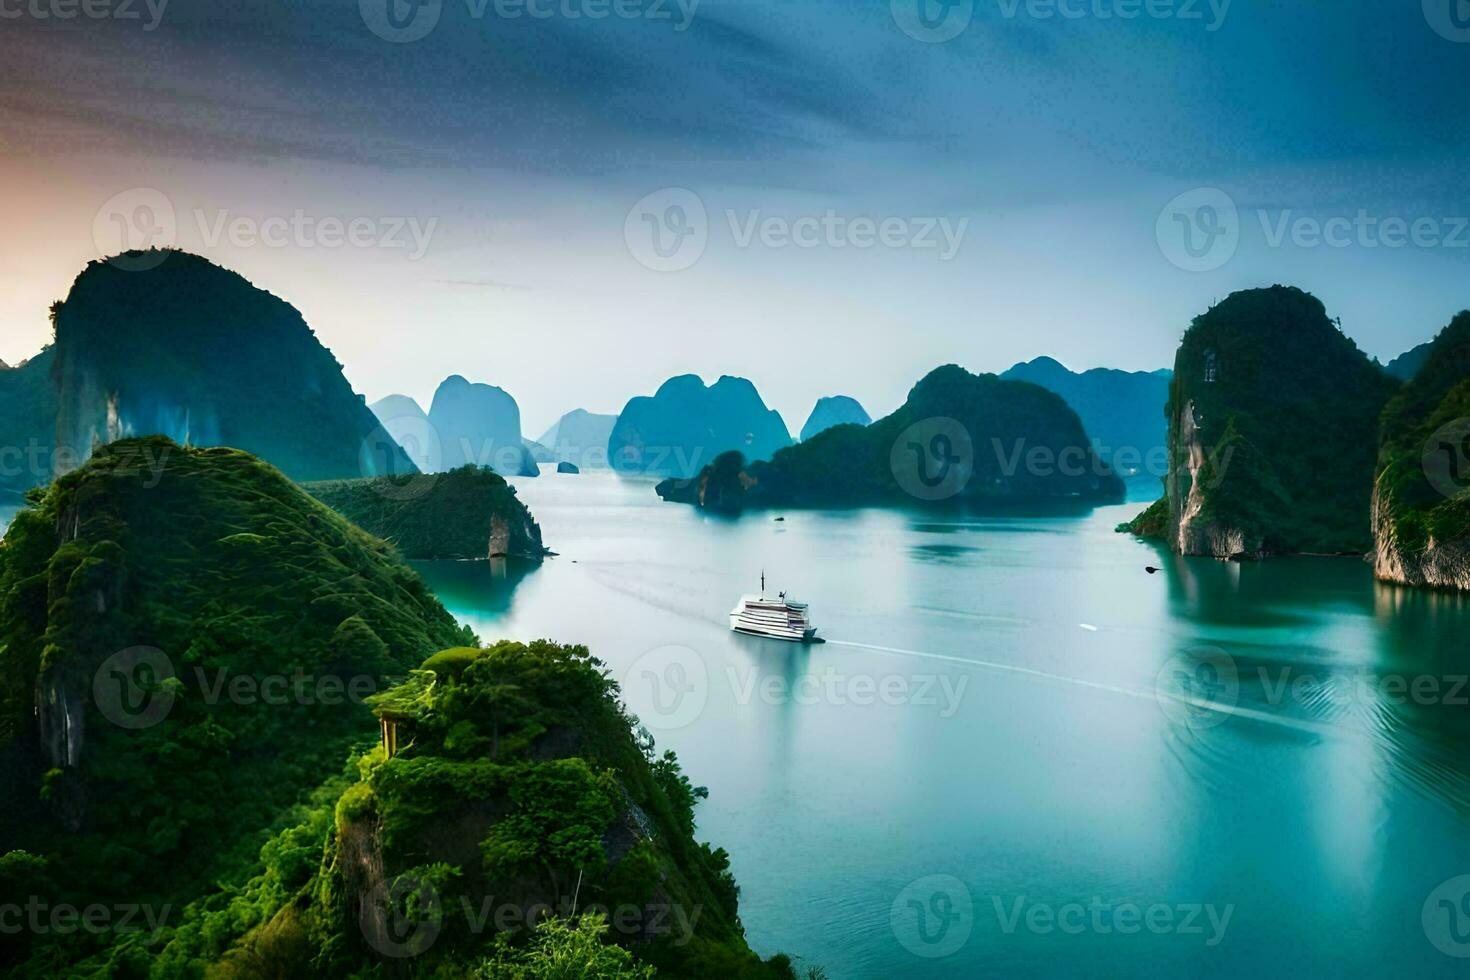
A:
729,575,820,642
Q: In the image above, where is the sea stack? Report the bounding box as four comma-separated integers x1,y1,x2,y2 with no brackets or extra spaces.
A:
1123,286,1396,558
609,374,791,478
427,374,539,477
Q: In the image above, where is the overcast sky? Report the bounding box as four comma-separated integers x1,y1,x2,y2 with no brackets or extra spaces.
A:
1,0,1466,434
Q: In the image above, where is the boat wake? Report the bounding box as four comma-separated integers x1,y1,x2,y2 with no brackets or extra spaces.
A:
824,638,1330,736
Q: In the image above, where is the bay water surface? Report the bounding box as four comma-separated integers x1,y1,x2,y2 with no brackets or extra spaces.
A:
414,472,1469,977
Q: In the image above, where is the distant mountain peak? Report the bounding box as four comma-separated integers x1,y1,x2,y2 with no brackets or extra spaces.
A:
800,395,871,441
427,374,536,476
611,373,791,476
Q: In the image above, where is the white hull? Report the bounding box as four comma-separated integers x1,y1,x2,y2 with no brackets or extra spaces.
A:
729,594,819,642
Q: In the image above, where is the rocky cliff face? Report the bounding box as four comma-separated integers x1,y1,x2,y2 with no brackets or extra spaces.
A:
1372,487,1470,590
1129,286,1396,557
1371,310,1470,590
427,374,538,477
799,395,871,441
1166,397,1262,557
49,251,415,482
609,374,792,477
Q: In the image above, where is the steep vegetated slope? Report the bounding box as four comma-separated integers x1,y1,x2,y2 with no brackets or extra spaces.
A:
1373,312,1470,590
0,437,471,974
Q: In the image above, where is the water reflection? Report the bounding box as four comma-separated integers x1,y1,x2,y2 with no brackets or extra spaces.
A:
418,482,1470,978
1370,582,1470,816
411,557,540,618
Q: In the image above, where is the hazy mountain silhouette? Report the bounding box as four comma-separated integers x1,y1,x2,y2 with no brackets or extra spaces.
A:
609,374,791,478
1385,341,1434,381
800,395,871,441
427,374,538,477
1001,356,1170,493
536,408,617,469
660,364,1124,511
50,250,414,482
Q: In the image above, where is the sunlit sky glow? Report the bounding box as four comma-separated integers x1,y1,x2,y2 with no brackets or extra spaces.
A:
1,0,1466,434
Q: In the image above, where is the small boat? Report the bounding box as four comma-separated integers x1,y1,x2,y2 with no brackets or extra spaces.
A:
729,573,820,643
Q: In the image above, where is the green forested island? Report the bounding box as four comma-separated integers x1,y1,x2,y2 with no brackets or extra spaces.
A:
1372,311,1470,590
306,465,548,561
1120,287,1398,558
657,364,1124,512
0,437,470,974
0,439,793,977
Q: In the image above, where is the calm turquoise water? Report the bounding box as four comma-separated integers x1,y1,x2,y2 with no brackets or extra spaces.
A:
415,472,1470,978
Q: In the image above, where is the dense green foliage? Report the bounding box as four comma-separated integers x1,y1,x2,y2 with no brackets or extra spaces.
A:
478,913,656,978
0,348,57,503
1116,496,1168,538
50,250,414,482
1375,311,1470,550
306,465,548,560
610,375,792,478
0,448,797,975
659,365,1124,511
1151,286,1398,554
44,642,805,977
335,641,785,977
0,437,473,975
